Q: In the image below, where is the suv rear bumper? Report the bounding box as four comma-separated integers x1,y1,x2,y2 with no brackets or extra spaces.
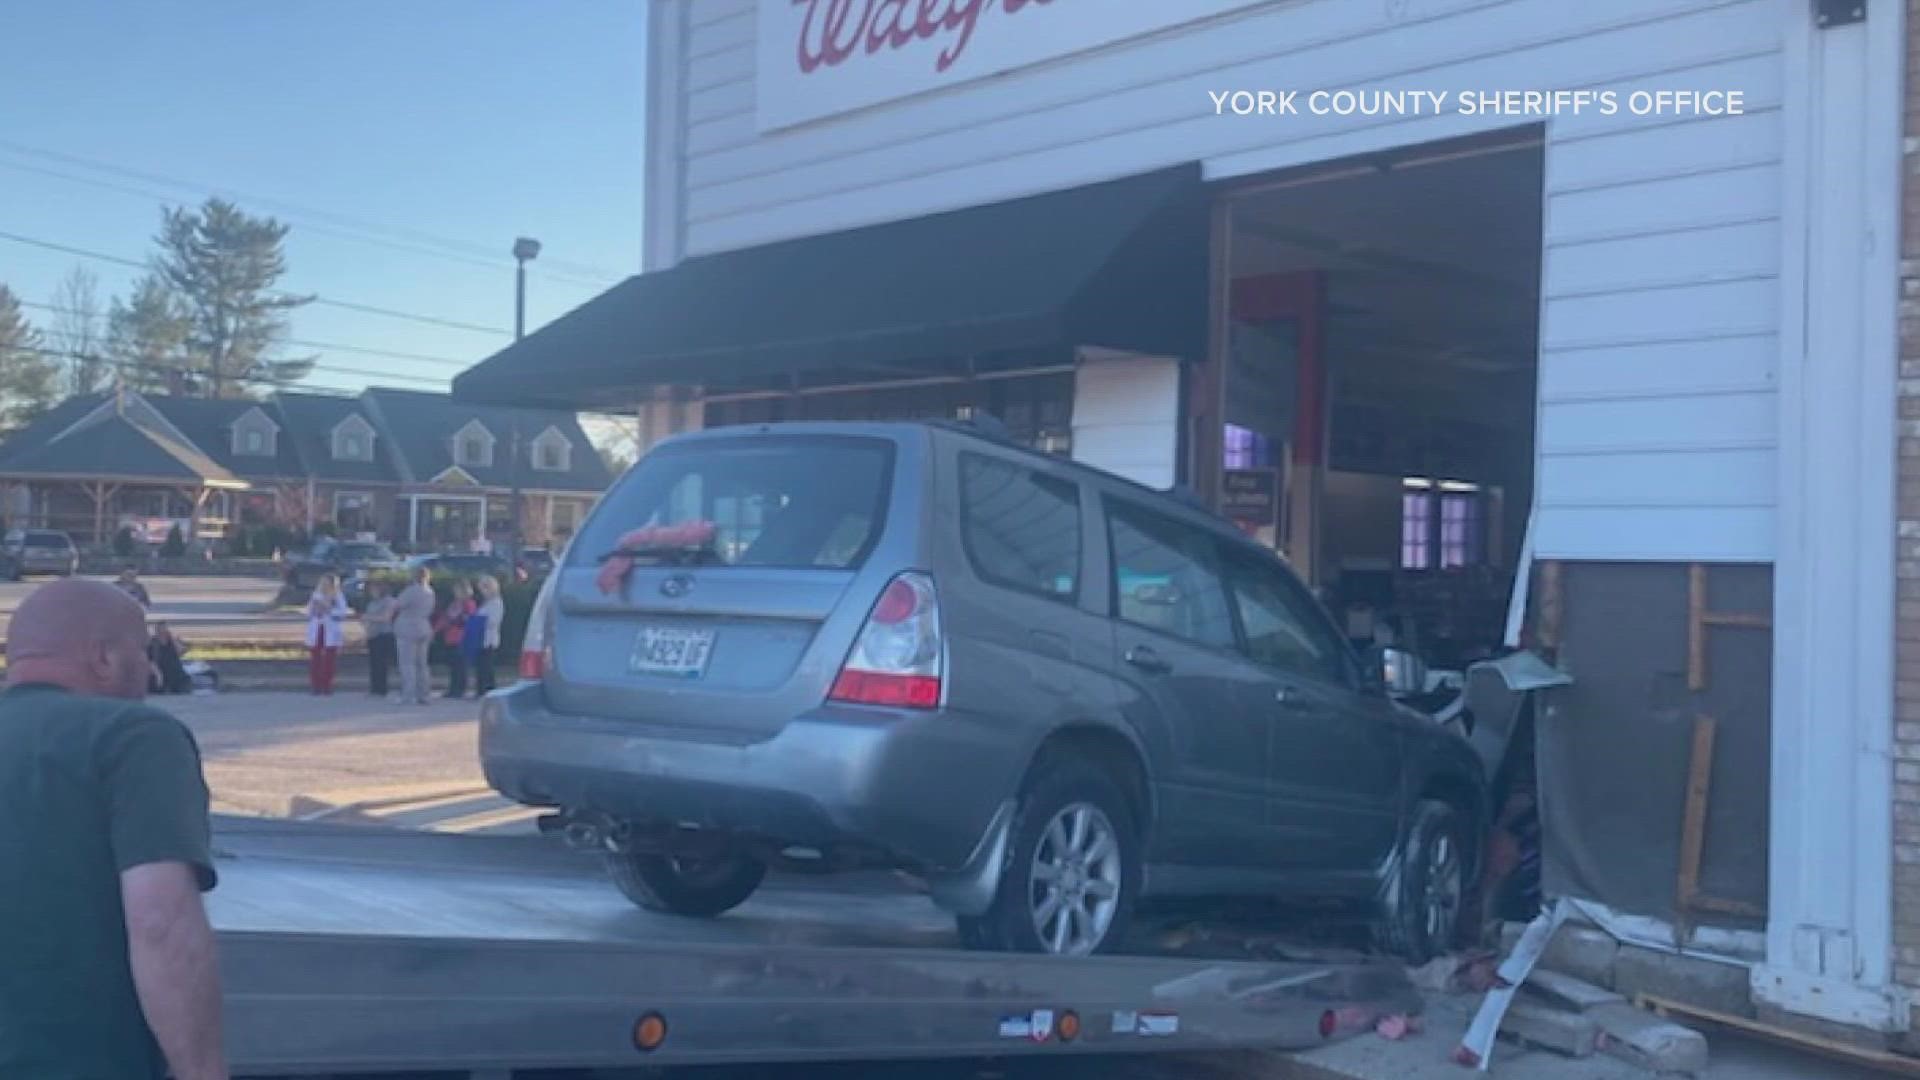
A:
479,683,1026,873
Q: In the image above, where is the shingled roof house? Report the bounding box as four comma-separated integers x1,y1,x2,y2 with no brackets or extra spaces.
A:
0,388,613,552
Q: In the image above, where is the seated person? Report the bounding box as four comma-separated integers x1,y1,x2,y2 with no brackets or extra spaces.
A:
147,621,193,695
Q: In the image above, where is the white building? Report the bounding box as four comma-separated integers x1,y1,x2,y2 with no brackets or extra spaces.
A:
455,0,1911,1040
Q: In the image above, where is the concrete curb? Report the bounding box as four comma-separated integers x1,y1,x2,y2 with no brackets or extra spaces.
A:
288,784,495,824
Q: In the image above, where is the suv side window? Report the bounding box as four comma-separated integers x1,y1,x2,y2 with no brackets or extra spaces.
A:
959,452,1080,602
1223,548,1352,686
1105,498,1236,650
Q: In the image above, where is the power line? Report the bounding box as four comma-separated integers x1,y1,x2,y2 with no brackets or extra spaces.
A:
9,342,447,390
0,229,513,336
0,140,626,285
19,299,473,368
0,155,617,291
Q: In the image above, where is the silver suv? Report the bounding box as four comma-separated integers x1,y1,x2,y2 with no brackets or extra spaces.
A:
3,529,79,580
481,421,1486,959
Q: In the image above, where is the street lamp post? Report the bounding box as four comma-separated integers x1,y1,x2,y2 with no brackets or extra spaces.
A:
509,237,540,567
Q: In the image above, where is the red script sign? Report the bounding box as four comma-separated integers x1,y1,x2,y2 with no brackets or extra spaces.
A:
792,0,1056,75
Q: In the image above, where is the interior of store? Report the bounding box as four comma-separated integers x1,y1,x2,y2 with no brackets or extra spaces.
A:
1218,130,1546,669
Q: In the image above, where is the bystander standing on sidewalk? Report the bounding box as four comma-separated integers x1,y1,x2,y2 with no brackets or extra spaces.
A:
360,581,399,698
304,574,348,696
393,566,436,706
468,575,505,697
435,580,475,700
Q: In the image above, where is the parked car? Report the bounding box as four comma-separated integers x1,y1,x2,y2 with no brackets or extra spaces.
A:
480,421,1487,960
516,548,556,577
283,538,404,607
407,552,513,581
2,529,80,580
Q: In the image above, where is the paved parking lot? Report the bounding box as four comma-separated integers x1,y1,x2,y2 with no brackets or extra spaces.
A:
164,691,534,835
0,574,322,646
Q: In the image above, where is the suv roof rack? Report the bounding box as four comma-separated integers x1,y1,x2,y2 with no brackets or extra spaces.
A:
933,408,1021,446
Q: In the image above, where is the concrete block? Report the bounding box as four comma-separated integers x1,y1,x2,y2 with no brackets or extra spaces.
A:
1501,920,1621,989
1613,946,1753,1019
1526,968,1626,1012
1591,1002,1710,1075
1500,997,1599,1058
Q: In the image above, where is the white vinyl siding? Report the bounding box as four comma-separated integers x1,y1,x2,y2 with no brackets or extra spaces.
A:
656,0,1785,562
1071,358,1181,492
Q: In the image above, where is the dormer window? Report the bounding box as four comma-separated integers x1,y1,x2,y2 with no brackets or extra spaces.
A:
531,426,571,472
452,419,495,469
332,414,376,462
231,407,279,457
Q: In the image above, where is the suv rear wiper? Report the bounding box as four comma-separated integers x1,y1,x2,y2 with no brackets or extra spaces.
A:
597,543,720,567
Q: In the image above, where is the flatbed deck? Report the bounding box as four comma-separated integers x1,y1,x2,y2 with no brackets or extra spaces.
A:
210,816,1417,1077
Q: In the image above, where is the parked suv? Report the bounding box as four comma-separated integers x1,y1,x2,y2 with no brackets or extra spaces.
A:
2,529,80,580
480,422,1486,960
283,538,404,608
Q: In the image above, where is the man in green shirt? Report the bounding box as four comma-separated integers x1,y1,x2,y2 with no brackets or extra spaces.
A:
0,579,228,1080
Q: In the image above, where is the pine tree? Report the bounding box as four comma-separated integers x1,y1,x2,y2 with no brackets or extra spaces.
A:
0,285,61,436
106,274,193,395
154,198,315,398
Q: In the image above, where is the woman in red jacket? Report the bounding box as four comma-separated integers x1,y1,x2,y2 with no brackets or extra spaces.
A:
433,579,476,700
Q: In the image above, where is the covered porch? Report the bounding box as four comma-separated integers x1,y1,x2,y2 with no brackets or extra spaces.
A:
6,475,251,548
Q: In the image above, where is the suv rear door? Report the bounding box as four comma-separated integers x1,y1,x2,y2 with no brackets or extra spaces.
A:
1101,494,1276,869
542,433,903,741
1218,545,1403,875
939,446,1107,737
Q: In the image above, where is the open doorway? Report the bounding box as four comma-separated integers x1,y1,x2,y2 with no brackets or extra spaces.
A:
1212,129,1545,671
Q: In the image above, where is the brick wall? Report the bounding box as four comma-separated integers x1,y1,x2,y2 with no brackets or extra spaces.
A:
1896,0,1920,994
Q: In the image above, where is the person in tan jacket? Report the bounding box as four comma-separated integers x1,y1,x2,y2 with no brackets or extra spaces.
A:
393,565,437,705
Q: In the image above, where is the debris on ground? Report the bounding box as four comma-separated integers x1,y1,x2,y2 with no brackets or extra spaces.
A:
1456,898,1572,1070
1373,1013,1422,1041
1407,955,1460,993
1406,948,1504,995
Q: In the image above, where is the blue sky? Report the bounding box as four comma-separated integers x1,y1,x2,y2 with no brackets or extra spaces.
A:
0,1,647,395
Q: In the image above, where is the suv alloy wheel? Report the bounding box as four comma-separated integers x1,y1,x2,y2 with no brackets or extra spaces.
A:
963,756,1141,956
1373,799,1472,962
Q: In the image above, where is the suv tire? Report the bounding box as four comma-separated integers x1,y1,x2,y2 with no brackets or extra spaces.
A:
605,853,766,918
1374,799,1471,963
967,756,1141,956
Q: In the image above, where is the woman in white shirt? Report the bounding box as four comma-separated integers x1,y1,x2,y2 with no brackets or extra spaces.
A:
471,575,507,696
305,573,349,695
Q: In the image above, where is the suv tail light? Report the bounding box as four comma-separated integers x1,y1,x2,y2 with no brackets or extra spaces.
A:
829,572,943,709
518,571,561,680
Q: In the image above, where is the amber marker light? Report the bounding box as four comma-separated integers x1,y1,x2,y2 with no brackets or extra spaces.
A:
633,1012,669,1052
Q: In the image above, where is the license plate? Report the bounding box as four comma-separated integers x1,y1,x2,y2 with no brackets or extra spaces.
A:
629,626,716,678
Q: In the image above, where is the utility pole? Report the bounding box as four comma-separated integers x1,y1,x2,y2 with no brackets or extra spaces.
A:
509,237,540,566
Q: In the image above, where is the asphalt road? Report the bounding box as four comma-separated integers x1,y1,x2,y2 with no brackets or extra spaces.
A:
0,574,321,645
165,691,523,831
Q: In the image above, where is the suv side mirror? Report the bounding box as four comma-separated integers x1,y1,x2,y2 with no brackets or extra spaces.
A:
1379,647,1427,697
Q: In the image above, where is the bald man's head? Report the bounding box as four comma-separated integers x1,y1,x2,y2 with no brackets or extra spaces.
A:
8,579,151,699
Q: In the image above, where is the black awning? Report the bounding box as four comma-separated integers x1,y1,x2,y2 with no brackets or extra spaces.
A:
452,164,1207,409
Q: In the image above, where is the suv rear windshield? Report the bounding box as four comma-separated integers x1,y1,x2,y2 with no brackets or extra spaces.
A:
572,436,893,571
24,533,69,549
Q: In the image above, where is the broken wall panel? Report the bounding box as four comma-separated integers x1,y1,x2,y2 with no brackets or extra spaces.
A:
1536,561,1771,930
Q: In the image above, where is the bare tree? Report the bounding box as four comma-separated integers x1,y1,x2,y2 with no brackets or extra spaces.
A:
50,266,107,396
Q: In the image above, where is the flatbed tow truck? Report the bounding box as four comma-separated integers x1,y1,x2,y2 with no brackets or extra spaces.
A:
210,815,1419,1078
